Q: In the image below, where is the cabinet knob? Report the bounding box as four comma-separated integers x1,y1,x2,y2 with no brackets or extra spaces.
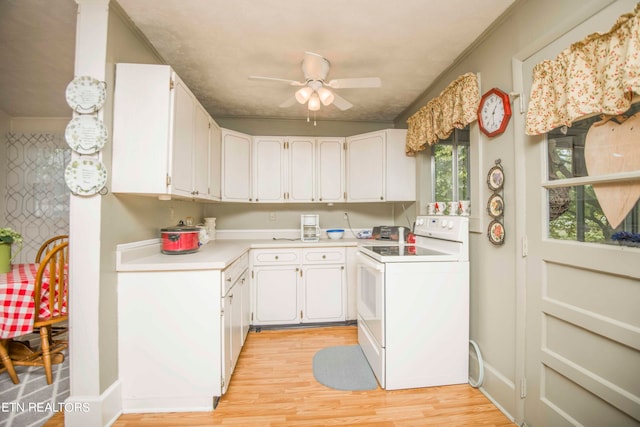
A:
275,255,279,260
380,196,384,200
322,255,326,259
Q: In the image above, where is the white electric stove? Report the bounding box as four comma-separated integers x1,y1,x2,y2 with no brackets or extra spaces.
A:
356,215,469,390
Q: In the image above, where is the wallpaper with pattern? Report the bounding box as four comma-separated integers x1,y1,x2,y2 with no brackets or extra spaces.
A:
4,133,70,264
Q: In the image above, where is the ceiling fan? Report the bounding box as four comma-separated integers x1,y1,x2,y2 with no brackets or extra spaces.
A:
249,52,381,112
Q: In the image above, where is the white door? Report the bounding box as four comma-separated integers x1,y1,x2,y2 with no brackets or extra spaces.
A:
221,129,252,202
253,137,285,202
346,131,385,202
518,2,640,425
170,74,195,197
252,266,299,325
301,264,345,323
317,137,345,203
193,103,210,198
288,138,315,202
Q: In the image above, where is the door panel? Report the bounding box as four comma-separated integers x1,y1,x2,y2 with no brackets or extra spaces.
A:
520,2,640,425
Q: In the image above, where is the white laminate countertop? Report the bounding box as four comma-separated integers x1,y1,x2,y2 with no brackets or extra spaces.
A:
116,237,366,272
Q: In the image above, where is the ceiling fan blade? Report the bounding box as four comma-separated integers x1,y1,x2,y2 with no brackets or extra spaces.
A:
331,94,353,111
327,77,381,89
279,96,297,108
249,76,305,86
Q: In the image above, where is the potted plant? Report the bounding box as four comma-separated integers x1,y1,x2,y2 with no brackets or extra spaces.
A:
0,227,23,273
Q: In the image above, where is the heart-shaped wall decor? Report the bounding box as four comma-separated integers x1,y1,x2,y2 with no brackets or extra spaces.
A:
584,112,640,229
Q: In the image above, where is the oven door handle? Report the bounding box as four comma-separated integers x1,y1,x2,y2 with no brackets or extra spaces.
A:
356,251,385,272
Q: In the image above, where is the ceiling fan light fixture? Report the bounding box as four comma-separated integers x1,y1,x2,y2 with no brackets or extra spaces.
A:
317,87,334,106
295,86,313,104
308,93,321,111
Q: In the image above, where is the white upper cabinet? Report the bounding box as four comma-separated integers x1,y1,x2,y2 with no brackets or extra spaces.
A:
316,138,345,203
253,136,286,203
250,136,343,203
346,131,386,201
221,129,252,202
112,63,219,201
288,137,316,202
346,129,415,202
193,103,211,198
209,118,222,201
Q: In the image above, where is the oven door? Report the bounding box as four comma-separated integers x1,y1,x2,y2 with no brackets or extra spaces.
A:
356,251,385,387
356,251,385,346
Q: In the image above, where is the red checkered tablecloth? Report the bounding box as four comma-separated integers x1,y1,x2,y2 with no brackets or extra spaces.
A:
0,263,67,339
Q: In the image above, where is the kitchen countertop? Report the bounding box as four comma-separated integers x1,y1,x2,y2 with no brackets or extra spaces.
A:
116,237,368,272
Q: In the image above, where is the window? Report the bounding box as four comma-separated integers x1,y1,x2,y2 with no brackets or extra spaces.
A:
432,127,470,203
546,103,639,246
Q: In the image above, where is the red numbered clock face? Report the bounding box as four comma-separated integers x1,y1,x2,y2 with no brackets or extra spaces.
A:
478,88,512,137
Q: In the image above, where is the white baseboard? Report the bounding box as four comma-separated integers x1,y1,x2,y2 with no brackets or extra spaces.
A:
64,380,122,427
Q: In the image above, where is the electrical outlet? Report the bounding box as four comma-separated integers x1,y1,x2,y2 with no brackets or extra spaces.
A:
343,212,348,220
169,207,175,220
269,212,276,221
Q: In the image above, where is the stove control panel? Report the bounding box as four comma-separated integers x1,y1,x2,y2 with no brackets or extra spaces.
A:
414,215,469,241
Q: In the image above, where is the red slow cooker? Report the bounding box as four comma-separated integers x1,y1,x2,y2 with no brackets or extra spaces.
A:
160,225,200,254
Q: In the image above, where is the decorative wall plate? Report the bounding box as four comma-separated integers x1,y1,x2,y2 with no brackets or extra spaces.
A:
487,193,504,218
64,158,108,196
488,220,505,245
487,165,504,191
65,76,106,113
64,115,108,154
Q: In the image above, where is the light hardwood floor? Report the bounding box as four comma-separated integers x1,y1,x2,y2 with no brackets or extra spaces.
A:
46,325,515,426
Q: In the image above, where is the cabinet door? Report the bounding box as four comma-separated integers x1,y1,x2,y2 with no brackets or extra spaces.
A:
253,137,285,202
385,129,416,201
288,138,315,202
222,129,252,201
193,103,210,198
112,64,172,195
239,269,250,345
317,138,345,203
252,266,299,325
346,131,385,202
170,74,196,197
302,264,346,323
209,118,222,201
222,290,232,393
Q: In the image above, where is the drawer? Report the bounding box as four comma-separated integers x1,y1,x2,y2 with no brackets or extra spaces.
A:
302,247,345,264
252,249,300,266
223,252,249,295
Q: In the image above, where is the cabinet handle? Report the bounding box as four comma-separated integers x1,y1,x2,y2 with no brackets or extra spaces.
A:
226,277,232,282
256,198,259,202
319,198,322,201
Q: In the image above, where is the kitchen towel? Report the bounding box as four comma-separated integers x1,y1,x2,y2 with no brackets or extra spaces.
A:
312,345,378,391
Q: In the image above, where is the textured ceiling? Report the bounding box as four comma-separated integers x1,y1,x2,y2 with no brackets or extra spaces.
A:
0,0,516,122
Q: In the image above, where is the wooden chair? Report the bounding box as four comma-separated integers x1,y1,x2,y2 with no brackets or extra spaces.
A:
0,339,20,383
13,241,69,384
35,235,68,263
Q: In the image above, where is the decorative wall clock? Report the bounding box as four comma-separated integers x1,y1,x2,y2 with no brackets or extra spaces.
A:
478,88,511,137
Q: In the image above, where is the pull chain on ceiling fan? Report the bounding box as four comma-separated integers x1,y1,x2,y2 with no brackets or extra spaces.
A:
249,51,381,112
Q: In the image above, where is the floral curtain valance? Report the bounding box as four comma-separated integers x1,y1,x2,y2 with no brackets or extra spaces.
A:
526,4,640,135
406,72,480,155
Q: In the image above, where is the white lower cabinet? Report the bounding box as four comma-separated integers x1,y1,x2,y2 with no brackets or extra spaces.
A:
221,253,249,393
118,269,223,412
118,253,250,413
251,247,346,326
